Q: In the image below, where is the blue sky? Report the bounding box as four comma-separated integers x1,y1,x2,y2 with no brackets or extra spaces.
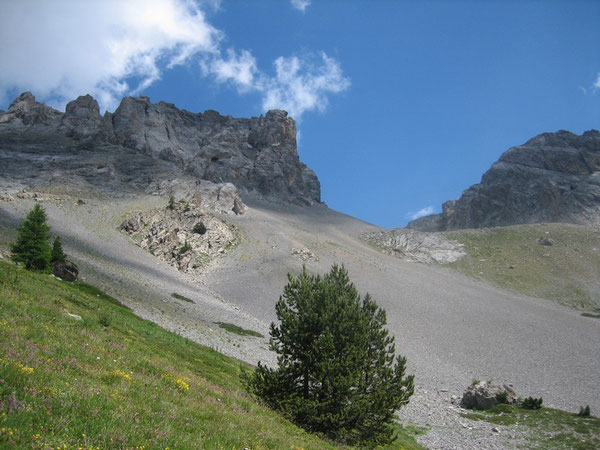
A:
1,1,599,227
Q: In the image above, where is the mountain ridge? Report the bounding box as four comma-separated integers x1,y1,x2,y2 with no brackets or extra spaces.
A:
0,92,320,206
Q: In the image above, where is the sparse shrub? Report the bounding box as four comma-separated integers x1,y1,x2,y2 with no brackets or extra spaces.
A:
471,378,480,386
578,405,591,417
50,236,67,264
183,202,190,212
168,195,175,210
522,396,543,410
179,240,192,254
11,204,52,271
245,264,414,446
193,221,207,235
496,391,509,404
99,315,111,327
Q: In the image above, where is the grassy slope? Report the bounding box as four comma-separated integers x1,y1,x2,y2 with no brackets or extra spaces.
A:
462,404,600,449
445,223,600,311
0,260,422,449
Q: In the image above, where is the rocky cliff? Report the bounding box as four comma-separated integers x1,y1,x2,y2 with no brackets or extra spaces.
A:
408,129,600,231
0,92,320,205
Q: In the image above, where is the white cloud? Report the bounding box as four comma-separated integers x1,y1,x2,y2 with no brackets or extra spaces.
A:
0,0,349,120
0,0,220,111
200,49,258,92
408,206,435,221
258,53,350,120
290,0,311,12
203,51,350,120
594,73,600,90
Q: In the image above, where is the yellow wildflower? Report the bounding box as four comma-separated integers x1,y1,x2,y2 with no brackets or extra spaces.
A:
175,378,190,391
17,363,34,374
112,369,131,381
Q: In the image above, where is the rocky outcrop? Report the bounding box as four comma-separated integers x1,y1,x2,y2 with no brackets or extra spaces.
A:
361,229,465,264
461,381,518,410
188,182,247,216
0,92,320,205
408,130,600,230
0,92,62,126
121,200,238,273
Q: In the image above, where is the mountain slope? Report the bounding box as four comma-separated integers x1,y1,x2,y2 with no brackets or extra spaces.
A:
1,93,599,448
445,223,600,310
0,259,428,448
1,188,599,449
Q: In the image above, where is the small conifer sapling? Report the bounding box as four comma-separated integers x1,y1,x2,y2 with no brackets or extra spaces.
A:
51,236,67,264
11,204,52,271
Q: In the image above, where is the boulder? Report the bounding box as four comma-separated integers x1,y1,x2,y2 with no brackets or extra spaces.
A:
52,261,79,282
461,381,517,410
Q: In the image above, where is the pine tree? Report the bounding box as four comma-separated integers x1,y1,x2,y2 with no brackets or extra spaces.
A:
11,204,52,271
246,264,414,446
50,236,67,264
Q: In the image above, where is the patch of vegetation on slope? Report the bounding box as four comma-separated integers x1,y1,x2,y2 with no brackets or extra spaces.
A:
444,223,600,310
461,403,600,449
217,322,264,338
0,260,423,449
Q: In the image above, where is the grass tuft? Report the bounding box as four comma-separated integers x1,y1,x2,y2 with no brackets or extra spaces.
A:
217,322,264,338
171,292,195,303
581,312,600,319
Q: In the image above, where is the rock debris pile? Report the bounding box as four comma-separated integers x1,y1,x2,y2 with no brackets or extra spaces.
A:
121,200,239,273
362,228,466,264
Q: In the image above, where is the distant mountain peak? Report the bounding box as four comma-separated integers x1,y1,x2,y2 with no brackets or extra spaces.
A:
408,128,600,231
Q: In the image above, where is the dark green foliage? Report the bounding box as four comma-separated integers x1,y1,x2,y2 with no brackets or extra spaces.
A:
183,202,191,212
193,221,207,235
217,322,263,338
50,236,67,264
179,240,192,254
168,195,175,210
522,397,543,410
578,405,591,417
11,204,52,271
171,292,195,303
246,264,414,446
496,391,509,404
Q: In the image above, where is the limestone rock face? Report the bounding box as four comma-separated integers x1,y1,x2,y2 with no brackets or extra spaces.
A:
361,228,466,264
408,130,600,230
0,92,62,126
61,94,103,138
0,92,320,205
189,182,247,216
121,200,238,273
